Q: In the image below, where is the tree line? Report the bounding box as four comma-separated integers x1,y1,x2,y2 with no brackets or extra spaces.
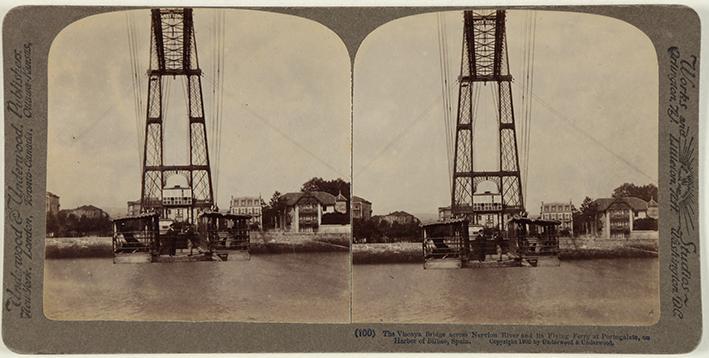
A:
46,211,112,237
352,217,421,243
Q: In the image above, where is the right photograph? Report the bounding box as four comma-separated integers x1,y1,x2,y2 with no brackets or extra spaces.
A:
352,9,659,325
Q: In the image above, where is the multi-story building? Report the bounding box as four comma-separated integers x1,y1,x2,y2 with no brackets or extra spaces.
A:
62,205,110,219
374,211,420,225
440,199,503,228
352,196,372,220
274,191,344,232
587,197,649,238
438,206,452,222
439,203,502,226
46,192,60,215
540,201,574,234
230,196,263,229
127,200,141,216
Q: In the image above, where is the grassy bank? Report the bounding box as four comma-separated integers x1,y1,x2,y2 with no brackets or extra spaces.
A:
353,239,658,265
249,232,349,254
45,237,114,259
352,243,421,264
46,233,349,259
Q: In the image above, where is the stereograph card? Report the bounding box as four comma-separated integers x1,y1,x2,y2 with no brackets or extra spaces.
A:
1,3,703,354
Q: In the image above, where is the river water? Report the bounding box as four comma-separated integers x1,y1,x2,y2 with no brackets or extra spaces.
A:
45,255,659,325
353,258,659,326
44,252,349,323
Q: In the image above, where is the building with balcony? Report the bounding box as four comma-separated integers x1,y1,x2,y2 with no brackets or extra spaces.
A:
588,197,649,238
274,191,339,232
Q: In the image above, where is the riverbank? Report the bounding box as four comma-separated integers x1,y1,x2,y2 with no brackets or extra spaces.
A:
46,232,350,259
353,234,658,264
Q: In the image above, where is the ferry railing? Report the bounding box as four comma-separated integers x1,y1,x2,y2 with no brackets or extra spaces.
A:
112,222,157,255
198,214,250,252
207,228,249,251
421,220,470,261
423,235,466,260
507,219,561,258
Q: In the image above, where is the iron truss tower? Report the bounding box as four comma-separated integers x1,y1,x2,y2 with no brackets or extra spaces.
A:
140,8,214,218
451,10,524,226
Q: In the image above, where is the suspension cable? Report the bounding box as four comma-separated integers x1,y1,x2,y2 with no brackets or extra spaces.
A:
437,13,453,190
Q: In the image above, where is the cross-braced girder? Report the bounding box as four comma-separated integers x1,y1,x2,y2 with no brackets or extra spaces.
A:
451,10,524,226
141,8,214,217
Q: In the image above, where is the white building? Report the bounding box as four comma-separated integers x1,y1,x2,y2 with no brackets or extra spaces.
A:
230,195,263,229
540,201,574,235
275,191,347,233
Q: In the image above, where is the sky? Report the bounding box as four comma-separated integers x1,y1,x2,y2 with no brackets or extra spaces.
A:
353,10,659,216
48,9,351,212
47,9,659,217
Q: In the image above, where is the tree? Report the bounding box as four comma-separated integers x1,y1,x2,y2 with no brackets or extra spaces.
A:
261,206,278,230
353,218,381,243
573,196,600,236
66,214,79,236
612,183,658,202
269,191,282,208
46,212,58,237
579,196,596,215
301,177,350,200
78,215,90,236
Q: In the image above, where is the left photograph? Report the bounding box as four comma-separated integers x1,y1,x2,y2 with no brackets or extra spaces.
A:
44,8,351,322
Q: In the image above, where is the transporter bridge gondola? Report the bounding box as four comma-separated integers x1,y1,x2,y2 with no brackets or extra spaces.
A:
506,216,561,267
422,219,470,269
197,211,251,261
112,212,160,263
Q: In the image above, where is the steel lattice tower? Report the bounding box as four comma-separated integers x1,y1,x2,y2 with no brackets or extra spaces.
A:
140,8,214,220
451,10,524,228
